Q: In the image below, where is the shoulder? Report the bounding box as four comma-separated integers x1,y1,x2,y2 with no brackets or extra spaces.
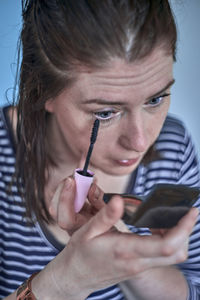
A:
154,114,200,184
134,114,199,194
160,114,187,138
0,106,10,139
155,114,192,153
0,105,17,145
0,105,16,163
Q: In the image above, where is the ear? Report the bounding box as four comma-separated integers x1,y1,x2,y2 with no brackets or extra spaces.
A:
45,99,54,113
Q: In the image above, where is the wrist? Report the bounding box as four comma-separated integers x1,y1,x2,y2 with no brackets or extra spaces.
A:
16,272,38,300
31,261,89,300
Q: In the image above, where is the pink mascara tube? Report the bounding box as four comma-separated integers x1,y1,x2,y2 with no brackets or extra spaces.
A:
74,119,100,213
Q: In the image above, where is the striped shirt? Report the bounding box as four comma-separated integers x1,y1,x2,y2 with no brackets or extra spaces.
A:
0,106,200,299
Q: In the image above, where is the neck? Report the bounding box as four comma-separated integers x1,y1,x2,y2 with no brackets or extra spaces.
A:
91,168,131,194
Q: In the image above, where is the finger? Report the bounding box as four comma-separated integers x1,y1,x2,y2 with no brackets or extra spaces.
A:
56,177,77,228
55,177,96,234
150,208,199,237
74,196,124,241
110,209,196,259
87,183,105,210
164,208,199,241
49,177,84,231
122,246,188,275
178,207,199,231
93,176,98,185
140,236,190,269
150,229,166,236
155,208,199,257
114,219,131,233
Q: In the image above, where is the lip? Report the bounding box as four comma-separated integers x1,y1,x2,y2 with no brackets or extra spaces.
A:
114,158,140,167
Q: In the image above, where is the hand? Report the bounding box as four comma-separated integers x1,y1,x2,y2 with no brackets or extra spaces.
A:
48,196,198,299
48,176,105,235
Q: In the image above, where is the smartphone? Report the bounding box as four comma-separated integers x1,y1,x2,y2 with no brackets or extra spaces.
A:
104,184,200,228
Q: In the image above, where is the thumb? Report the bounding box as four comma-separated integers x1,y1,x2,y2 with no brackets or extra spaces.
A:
74,196,124,241
49,177,77,229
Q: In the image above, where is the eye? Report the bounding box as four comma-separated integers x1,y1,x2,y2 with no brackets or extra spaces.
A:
145,93,170,107
95,110,113,120
94,109,121,122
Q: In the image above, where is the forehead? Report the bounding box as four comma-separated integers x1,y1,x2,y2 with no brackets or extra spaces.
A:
65,48,174,101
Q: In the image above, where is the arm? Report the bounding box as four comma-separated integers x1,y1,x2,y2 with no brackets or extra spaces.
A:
3,176,198,300
120,209,198,300
122,266,188,300
5,192,198,300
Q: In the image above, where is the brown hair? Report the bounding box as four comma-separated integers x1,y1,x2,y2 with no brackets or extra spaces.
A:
15,0,177,223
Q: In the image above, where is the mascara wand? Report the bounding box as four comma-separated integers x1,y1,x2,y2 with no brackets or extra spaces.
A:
74,119,100,212
82,119,100,176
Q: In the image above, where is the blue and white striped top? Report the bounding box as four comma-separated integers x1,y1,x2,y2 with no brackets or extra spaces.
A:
0,106,200,299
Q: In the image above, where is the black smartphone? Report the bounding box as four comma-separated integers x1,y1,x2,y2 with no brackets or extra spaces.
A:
104,184,200,228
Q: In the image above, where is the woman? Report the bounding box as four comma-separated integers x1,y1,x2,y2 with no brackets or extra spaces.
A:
1,1,200,299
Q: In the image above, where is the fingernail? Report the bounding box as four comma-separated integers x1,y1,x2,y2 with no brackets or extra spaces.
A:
94,186,100,200
49,205,54,216
65,177,72,190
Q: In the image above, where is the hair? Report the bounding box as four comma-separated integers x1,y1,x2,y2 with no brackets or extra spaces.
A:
14,0,177,223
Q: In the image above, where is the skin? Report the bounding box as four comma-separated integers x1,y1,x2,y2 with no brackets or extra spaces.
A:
36,188,198,300
4,48,199,300
45,47,175,238
6,182,197,300
45,48,174,179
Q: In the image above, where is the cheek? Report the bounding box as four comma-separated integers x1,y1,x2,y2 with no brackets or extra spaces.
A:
60,108,89,137
61,116,92,153
90,128,117,156
74,128,92,151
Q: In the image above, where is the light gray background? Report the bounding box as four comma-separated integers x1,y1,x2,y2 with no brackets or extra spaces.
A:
0,1,199,153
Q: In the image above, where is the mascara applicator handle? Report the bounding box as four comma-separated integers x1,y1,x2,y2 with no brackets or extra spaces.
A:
74,119,99,213
74,168,94,213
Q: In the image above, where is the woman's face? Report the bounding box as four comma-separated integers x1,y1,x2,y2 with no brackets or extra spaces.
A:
45,48,174,176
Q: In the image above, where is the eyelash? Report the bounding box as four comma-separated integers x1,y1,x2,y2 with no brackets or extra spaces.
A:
94,109,121,124
93,93,171,124
145,93,170,107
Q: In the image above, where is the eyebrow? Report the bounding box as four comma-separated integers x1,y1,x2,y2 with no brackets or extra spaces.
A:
82,79,175,106
150,79,175,98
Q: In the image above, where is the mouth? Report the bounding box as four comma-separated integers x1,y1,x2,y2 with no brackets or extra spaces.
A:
114,158,140,167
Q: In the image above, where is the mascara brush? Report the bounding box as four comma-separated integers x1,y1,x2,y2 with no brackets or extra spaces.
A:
82,119,100,176
74,119,100,212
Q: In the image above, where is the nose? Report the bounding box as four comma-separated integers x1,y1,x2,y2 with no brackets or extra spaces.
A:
118,114,148,153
